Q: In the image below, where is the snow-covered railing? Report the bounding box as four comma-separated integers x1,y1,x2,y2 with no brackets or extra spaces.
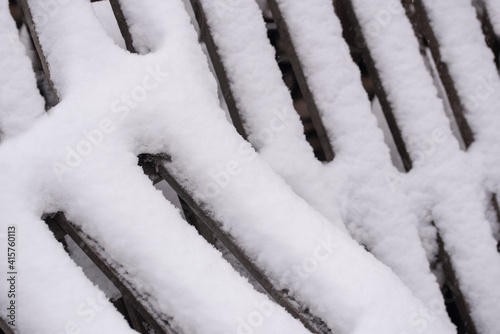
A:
1,0,499,333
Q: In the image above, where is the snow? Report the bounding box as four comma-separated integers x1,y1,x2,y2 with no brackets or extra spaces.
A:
352,0,500,332
0,0,309,333
483,0,500,36
0,0,459,333
0,2,45,141
422,0,500,210
197,0,448,319
0,3,136,332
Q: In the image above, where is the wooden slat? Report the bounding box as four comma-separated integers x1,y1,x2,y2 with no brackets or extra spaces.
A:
186,0,248,140
17,0,60,103
335,0,413,171
108,0,137,53
475,0,500,68
123,296,150,334
47,213,177,334
258,0,336,162
140,155,331,334
401,0,475,148
436,234,478,334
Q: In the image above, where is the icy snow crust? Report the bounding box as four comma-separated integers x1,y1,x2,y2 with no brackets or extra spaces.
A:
0,0,457,333
352,0,500,332
197,0,449,321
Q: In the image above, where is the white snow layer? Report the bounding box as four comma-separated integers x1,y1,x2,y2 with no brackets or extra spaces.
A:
483,0,500,37
196,0,449,322
0,1,138,333
422,0,500,213
0,1,308,334
0,0,457,333
352,0,500,333
0,1,44,141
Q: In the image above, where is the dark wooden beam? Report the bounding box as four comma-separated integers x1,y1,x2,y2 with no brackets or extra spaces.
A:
47,213,178,334
475,1,500,68
17,0,60,103
335,0,413,171
108,0,137,53
146,154,331,334
437,234,478,334
267,0,335,162
401,0,475,148
188,0,249,140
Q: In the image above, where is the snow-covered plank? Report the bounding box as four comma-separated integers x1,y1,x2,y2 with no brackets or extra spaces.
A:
47,212,177,333
471,0,500,67
0,0,44,140
9,0,312,333
414,0,500,222
0,2,139,333
188,0,448,320
342,0,500,333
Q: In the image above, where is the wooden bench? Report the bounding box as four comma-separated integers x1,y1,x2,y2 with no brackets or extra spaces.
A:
1,0,499,333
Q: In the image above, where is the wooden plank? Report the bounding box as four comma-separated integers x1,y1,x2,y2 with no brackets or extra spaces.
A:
400,0,475,148
146,154,331,334
137,154,215,244
437,235,478,334
266,0,335,162
17,0,60,104
187,0,249,140
108,0,137,53
475,1,500,68
47,213,177,334
335,0,413,171
123,296,150,334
